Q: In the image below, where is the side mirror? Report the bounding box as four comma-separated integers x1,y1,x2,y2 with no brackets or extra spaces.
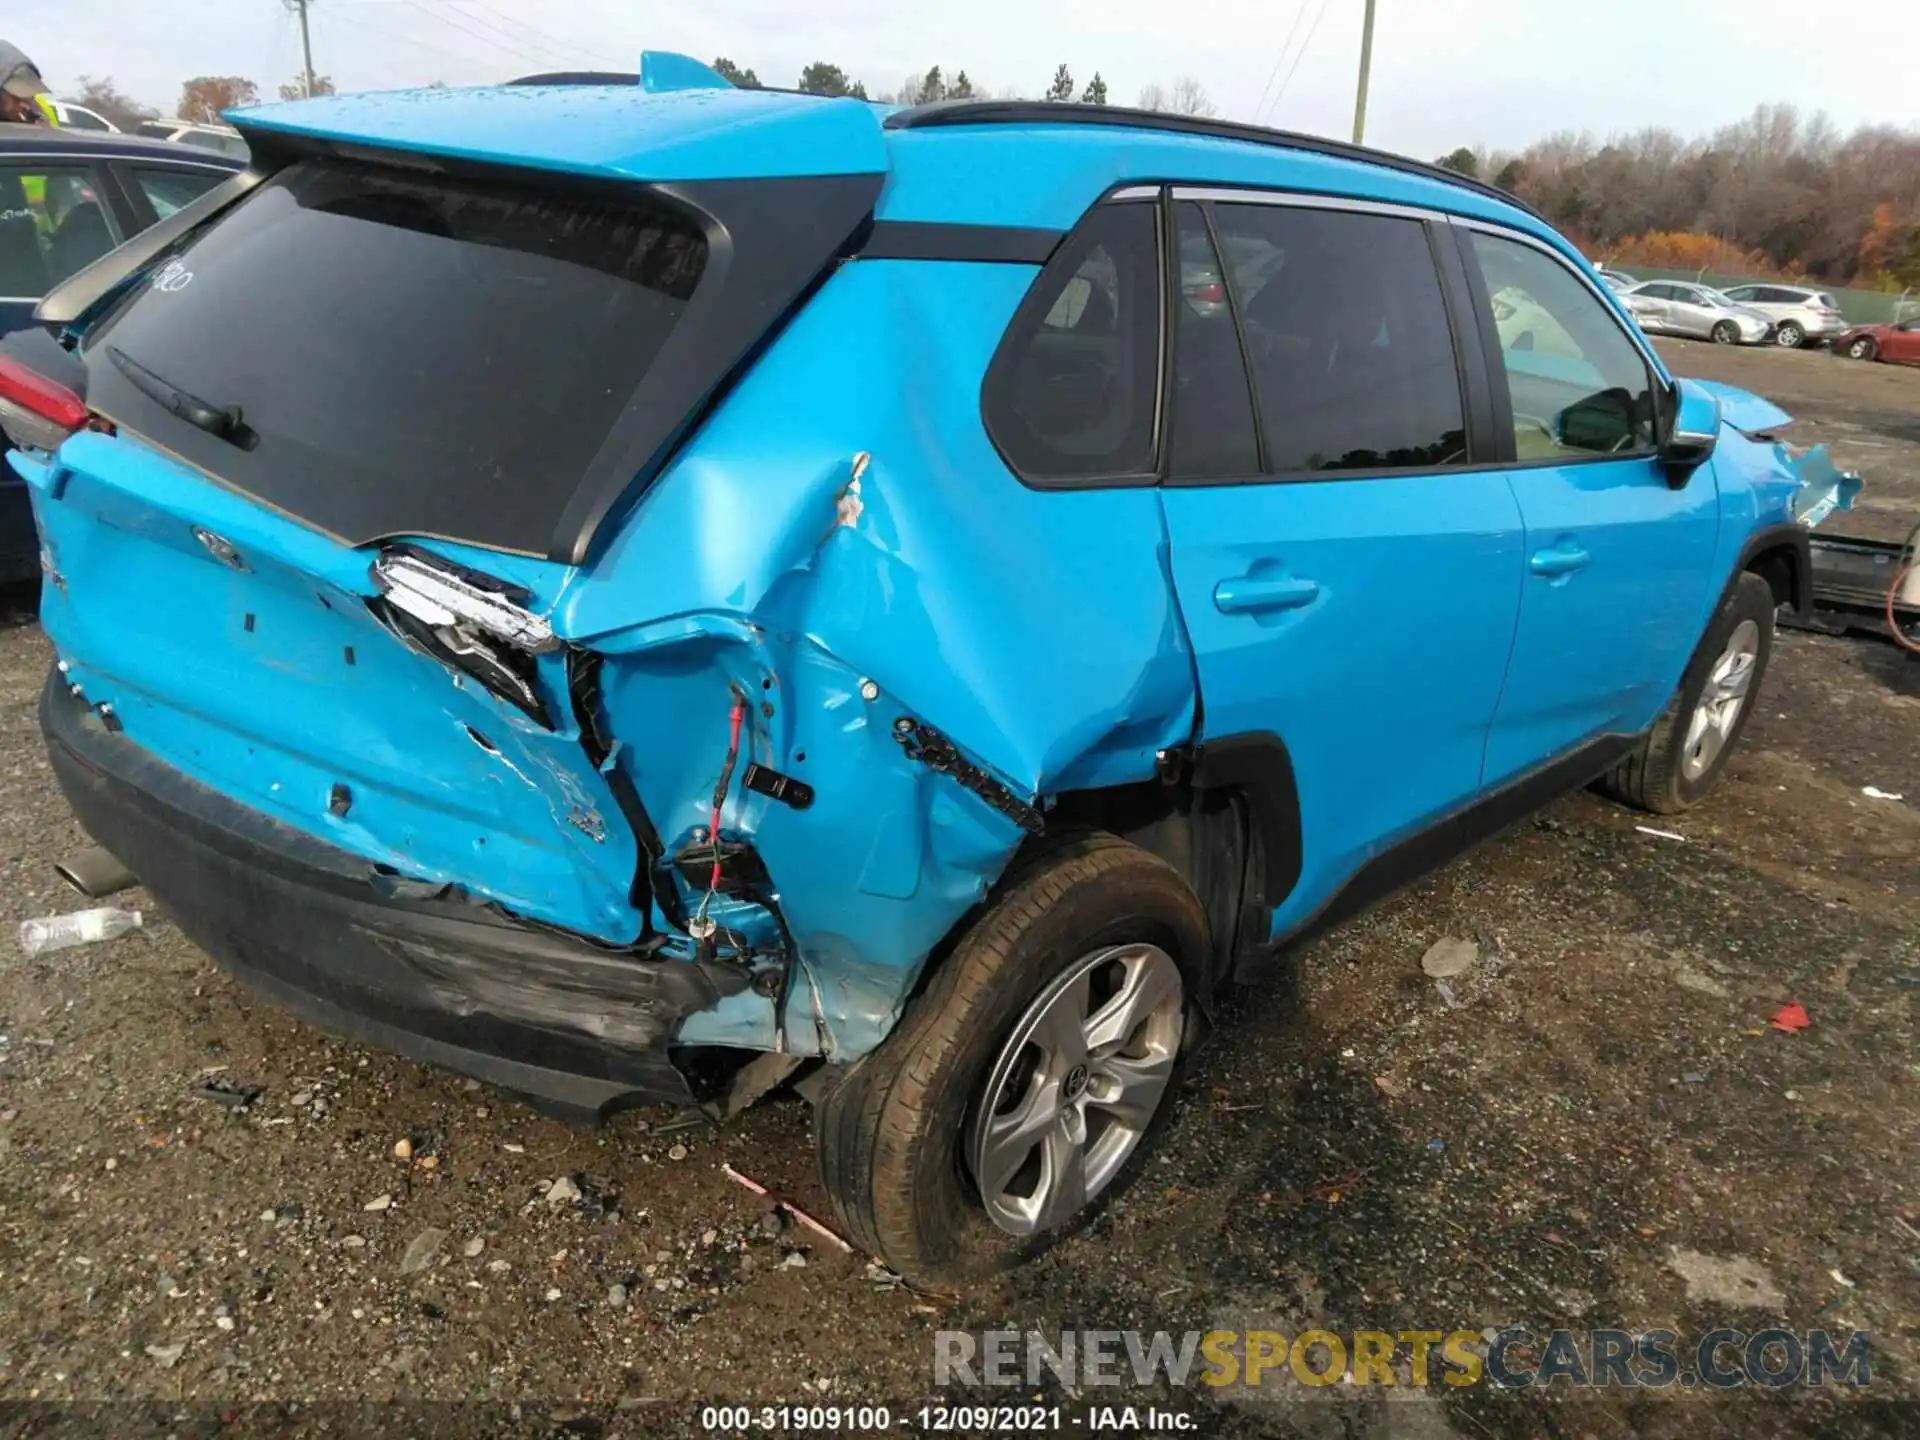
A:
1657,382,1718,487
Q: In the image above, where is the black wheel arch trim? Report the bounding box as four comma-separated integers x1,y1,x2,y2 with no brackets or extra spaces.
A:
1734,522,1811,619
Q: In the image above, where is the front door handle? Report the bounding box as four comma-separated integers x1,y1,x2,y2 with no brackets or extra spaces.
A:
1529,543,1591,578
1213,575,1320,614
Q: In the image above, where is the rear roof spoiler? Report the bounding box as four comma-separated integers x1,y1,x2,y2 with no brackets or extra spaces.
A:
509,52,733,94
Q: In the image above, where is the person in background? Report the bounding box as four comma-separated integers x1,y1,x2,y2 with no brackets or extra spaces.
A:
0,42,49,124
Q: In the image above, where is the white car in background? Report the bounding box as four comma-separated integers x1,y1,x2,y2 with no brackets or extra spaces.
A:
136,118,250,161
1618,281,1775,344
1716,283,1848,349
40,99,119,131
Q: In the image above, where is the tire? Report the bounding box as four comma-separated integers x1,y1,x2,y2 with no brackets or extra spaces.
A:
1595,572,1776,815
1710,320,1739,344
1775,321,1804,348
813,831,1207,1283
1847,336,1878,361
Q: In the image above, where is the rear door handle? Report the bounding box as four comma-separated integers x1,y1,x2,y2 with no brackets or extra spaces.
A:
1529,543,1592,578
1213,575,1320,614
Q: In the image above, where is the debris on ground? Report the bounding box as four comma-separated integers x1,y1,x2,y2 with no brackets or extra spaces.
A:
1672,966,1731,999
722,1163,853,1253
399,1227,447,1276
392,1138,413,1161
462,1237,485,1258
19,906,144,957
543,1175,583,1209
1419,937,1478,978
865,1261,902,1291
1667,1248,1787,1309
1434,980,1464,1010
362,1194,393,1212
1635,826,1687,842
1862,786,1904,801
144,1342,186,1369
608,1282,629,1308
1770,1001,1812,1033
188,1078,263,1110
781,1252,808,1269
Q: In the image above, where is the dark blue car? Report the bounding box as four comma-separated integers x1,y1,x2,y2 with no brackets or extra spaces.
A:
0,122,241,580
1,57,1862,1280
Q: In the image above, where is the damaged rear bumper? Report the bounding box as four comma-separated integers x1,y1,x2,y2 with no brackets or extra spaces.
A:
41,673,748,1120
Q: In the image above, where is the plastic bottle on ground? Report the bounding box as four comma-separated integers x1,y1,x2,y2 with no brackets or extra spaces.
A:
19,907,144,956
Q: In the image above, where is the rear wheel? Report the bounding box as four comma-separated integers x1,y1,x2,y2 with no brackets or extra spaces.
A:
1711,320,1739,344
1847,336,1878,361
813,832,1206,1283
1775,321,1804,348
1595,572,1775,814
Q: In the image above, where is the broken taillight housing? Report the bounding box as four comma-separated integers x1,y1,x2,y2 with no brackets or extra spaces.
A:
0,354,94,455
368,546,558,728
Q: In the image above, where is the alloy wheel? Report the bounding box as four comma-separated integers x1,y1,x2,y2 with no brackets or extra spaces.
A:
1711,322,1737,344
967,943,1184,1236
1681,619,1760,781
1775,324,1802,348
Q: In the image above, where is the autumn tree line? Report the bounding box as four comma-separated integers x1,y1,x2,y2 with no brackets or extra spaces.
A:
1435,104,1920,291
59,60,1217,138
59,73,1913,290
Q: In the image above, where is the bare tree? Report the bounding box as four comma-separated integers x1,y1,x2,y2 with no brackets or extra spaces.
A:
1136,83,1169,112
1169,77,1217,118
67,75,156,130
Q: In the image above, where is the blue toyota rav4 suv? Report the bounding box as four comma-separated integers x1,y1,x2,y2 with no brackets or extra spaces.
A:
5,56,1859,1280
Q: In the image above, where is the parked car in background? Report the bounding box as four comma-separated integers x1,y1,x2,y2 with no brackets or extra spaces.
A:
1619,281,1774,344
2,65,1861,1282
0,125,242,582
135,118,250,161
42,99,119,132
1595,265,1636,291
1717,283,1846,349
1834,315,1920,366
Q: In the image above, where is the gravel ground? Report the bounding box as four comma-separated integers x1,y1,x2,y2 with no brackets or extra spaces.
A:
0,342,1915,1438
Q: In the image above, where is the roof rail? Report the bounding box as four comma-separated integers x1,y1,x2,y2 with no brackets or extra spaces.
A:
508,71,639,87
884,101,1540,219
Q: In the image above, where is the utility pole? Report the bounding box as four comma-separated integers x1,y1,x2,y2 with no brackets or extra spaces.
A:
284,0,316,98
1351,0,1376,145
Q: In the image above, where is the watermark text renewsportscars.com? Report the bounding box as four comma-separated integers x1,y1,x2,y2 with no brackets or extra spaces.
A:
935,1327,1872,1390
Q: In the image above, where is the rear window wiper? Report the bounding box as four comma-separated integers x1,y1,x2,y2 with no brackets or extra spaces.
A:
106,347,256,448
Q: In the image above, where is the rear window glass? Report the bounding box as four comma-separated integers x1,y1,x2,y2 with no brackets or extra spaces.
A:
88,158,706,551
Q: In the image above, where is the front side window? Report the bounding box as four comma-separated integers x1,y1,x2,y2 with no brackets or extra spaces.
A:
1468,230,1655,460
983,202,1160,481
0,163,121,299
1210,202,1467,473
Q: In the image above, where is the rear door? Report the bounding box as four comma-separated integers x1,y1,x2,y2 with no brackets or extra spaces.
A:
1157,192,1526,930
1455,224,1720,782
0,154,127,336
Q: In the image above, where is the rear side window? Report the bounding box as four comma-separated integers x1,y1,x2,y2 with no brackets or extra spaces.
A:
983,202,1159,481
1209,202,1466,473
1467,230,1655,459
90,158,706,548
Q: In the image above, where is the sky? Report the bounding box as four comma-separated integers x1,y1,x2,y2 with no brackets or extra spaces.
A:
9,0,1918,158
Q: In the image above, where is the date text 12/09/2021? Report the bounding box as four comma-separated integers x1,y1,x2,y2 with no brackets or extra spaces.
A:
699,1406,1194,1431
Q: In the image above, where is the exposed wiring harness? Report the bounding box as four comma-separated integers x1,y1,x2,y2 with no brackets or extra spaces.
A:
1890,522,1920,656
692,688,749,933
